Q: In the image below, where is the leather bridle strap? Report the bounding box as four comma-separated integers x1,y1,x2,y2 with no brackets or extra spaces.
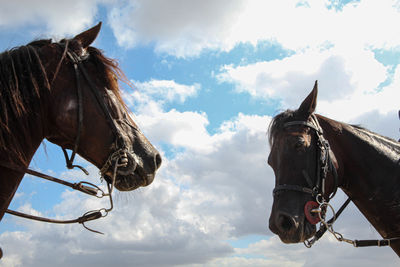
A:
62,50,87,174
283,120,322,134
62,49,126,175
273,184,314,195
72,51,125,147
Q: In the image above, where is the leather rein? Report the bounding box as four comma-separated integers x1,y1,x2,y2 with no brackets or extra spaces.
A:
273,114,400,248
2,42,130,234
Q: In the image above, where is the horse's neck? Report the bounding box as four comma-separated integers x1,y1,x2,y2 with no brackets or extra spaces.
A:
0,114,44,221
319,115,400,240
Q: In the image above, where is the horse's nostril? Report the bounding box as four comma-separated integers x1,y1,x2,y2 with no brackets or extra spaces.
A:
155,153,162,170
277,212,297,233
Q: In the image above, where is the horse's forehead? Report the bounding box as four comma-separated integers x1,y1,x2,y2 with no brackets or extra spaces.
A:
273,127,309,143
269,129,313,162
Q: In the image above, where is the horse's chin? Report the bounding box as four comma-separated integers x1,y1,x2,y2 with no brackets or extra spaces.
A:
277,221,316,244
114,172,155,191
103,165,155,191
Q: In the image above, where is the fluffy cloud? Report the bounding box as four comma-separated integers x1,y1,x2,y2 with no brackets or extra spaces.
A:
107,0,400,57
217,44,400,140
122,79,212,151
0,111,272,267
108,0,245,57
3,1,400,58
231,231,398,267
217,46,387,110
0,0,111,36
130,79,200,105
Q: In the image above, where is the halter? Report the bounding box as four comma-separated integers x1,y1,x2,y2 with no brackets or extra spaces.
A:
272,114,400,248
2,42,132,234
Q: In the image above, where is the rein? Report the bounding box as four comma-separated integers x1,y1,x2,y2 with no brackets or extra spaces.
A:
2,44,130,234
275,114,400,248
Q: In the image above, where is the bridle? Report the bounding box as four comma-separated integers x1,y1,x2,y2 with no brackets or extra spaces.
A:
273,114,338,202
2,41,133,234
272,114,400,248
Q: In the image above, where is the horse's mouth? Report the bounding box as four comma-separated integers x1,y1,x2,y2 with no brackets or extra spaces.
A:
102,153,155,191
285,221,316,243
269,213,316,244
115,167,155,191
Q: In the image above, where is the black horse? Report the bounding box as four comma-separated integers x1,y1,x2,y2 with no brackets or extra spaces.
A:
268,81,400,256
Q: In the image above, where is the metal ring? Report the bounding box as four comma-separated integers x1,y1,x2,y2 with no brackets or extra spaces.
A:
318,202,336,228
99,208,109,218
316,194,324,204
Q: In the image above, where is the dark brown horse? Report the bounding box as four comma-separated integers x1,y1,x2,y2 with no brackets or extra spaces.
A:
268,81,400,256
0,23,161,226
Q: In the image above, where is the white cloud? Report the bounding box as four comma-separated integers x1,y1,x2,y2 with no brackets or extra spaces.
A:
108,0,245,57
130,79,200,106
232,231,398,267
0,0,110,36
318,62,400,130
136,109,213,151
218,47,387,109
217,44,400,135
4,0,400,59
122,79,209,151
3,1,400,58
107,0,400,57
0,113,272,266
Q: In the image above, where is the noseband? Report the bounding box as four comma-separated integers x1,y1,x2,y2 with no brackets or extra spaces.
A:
2,41,133,234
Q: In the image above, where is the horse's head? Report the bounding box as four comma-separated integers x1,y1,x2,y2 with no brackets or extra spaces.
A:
38,23,161,191
268,81,338,243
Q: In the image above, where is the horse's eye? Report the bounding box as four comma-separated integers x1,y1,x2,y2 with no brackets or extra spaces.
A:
294,138,306,150
295,141,303,148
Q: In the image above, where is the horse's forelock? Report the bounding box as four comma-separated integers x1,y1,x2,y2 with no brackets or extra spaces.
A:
268,110,296,146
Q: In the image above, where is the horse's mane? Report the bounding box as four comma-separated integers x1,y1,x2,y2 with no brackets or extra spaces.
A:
0,41,50,164
349,124,400,156
0,38,129,165
83,45,130,115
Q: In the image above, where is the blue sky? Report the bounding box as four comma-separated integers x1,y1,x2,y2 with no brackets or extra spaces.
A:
1,0,400,266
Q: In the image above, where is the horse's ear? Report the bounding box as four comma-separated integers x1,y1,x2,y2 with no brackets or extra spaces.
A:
73,22,102,49
298,80,318,117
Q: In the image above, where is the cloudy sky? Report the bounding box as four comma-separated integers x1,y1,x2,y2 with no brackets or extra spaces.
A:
0,0,399,266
